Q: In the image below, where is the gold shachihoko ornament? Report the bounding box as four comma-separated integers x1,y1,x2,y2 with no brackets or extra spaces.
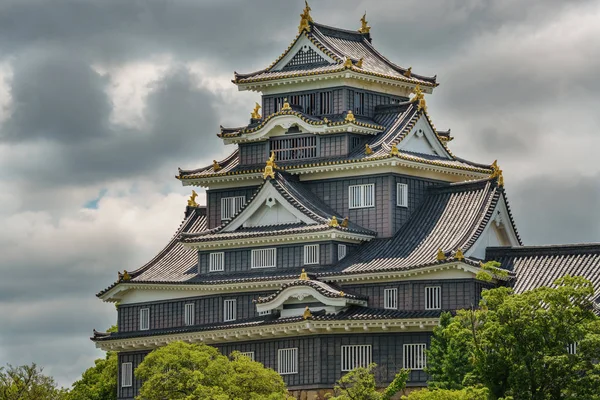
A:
358,12,370,34
251,102,261,119
298,1,313,33
263,152,277,179
187,190,198,207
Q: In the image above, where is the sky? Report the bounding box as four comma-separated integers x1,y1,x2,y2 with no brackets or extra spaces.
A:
0,0,599,388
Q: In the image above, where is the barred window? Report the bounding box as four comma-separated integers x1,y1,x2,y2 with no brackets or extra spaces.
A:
139,308,150,331
224,299,237,322
425,286,441,310
384,288,398,310
397,183,408,207
403,344,427,370
121,362,133,388
258,310,271,316
338,244,347,260
349,184,375,209
209,252,225,272
283,47,327,69
251,248,276,268
221,196,245,221
304,244,319,265
184,303,195,326
270,136,317,161
239,351,255,360
278,348,298,375
567,342,578,355
341,345,372,371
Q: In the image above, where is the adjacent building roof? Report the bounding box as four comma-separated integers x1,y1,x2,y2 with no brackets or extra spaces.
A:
338,177,521,274
487,244,600,302
233,22,437,88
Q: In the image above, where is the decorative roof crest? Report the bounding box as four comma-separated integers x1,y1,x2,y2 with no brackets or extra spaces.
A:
299,268,309,281
263,151,277,180
341,217,349,228
212,160,221,172
187,190,199,207
490,160,504,186
365,144,373,155
298,1,313,33
358,12,371,34
356,57,364,68
329,216,339,227
436,249,447,261
281,98,292,111
390,146,399,156
250,102,261,119
345,110,356,123
411,84,427,111
339,291,345,297
303,306,313,320
118,270,131,282
455,248,465,261
343,57,353,68
403,67,412,77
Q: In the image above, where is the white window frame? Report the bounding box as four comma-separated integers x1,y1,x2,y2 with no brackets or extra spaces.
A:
251,248,277,269
121,362,133,388
221,196,245,221
567,342,578,355
341,345,372,371
209,252,225,272
184,303,195,326
338,244,347,260
239,351,255,360
397,183,409,207
348,184,375,209
224,299,237,322
139,308,150,331
303,244,319,265
403,343,427,370
425,286,441,310
384,288,398,310
278,348,298,375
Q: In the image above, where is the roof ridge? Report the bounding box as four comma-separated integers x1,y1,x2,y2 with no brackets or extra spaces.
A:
489,243,600,255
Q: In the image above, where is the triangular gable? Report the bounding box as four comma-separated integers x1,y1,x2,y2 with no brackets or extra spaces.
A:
397,114,452,159
223,182,319,232
272,34,336,71
466,194,521,260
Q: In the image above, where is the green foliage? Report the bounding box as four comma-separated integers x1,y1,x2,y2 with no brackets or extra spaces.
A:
0,363,67,400
134,341,291,400
475,261,508,282
327,363,408,400
66,352,117,400
428,275,600,400
401,386,489,400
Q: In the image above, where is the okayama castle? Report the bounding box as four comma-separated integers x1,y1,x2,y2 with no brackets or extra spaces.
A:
92,5,600,400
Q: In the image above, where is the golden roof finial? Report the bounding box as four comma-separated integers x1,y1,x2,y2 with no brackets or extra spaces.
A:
339,291,345,297
345,110,356,123
358,12,371,34
356,57,364,68
281,98,292,111
343,57,353,68
411,84,427,111
298,1,313,33
341,217,349,228
299,268,309,280
365,144,373,155
329,216,339,227
403,67,412,78
212,160,221,172
490,160,504,186
303,306,313,320
187,190,198,207
390,146,399,156
121,270,131,282
455,248,465,261
263,151,276,180
436,249,447,261
251,102,261,119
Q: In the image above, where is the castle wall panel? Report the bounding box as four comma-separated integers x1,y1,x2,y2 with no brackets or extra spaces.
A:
117,351,149,400
240,142,268,165
206,186,259,229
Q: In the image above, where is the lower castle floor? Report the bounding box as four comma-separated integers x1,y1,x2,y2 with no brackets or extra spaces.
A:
117,331,432,399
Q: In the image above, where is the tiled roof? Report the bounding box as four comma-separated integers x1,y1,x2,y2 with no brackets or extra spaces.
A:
256,279,368,303
180,171,376,244
96,206,207,296
338,177,520,274
487,244,600,301
92,306,442,341
234,22,437,87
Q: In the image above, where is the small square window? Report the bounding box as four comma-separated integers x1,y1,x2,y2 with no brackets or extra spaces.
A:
397,183,408,207
139,308,150,331
338,244,347,260
209,252,225,272
425,287,441,310
121,362,133,388
384,288,398,309
304,244,319,265
224,299,237,322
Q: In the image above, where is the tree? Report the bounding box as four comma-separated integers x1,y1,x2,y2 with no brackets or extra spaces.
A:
429,275,600,400
401,386,489,400
327,364,409,400
0,363,67,400
134,341,291,400
66,325,118,400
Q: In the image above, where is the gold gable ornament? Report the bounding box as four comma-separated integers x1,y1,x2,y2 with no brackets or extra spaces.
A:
411,84,427,111
281,98,292,111
356,57,364,68
390,146,399,156
358,12,371,34
455,248,465,261
303,306,313,320
263,152,277,180
403,67,412,78
365,144,373,155
119,270,131,282
212,160,221,172
341,217,349,228
490,160,504,187
339,291,345,297
329,216,339,227
250,102,261,119
298,1,313,33
187,190,198,207
436,249,447,261
299,269,309,281
345,110,356,123
343,57,353,68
